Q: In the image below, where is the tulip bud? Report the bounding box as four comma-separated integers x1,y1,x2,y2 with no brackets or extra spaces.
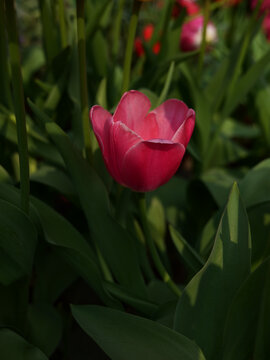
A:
180,15,217,52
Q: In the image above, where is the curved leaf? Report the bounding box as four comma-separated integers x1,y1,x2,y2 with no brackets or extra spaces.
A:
174,183,251,360
72,305,206,360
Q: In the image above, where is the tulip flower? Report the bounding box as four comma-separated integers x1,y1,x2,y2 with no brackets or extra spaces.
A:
180,15,217,52
90,91,195,192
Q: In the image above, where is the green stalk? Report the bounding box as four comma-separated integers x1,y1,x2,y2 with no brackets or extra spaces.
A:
203,0,264,170
226,0,263,98
5,0,29,214
122,1,141,94
38,0,58,64
137,193,182,297
76,0,92,160
0,0,12,109
198,0,211,79
58,0,68,49
112,0,126,60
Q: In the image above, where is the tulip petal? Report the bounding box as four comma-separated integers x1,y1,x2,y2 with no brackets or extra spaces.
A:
90,105,112,160
172,109,195,147
90,105,123,183
121,140,185,192
150,99,189,140
113,90,154,138
111,122,142,182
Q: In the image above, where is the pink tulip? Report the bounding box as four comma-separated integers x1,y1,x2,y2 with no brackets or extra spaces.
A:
90,91,195,192
180,15,217,52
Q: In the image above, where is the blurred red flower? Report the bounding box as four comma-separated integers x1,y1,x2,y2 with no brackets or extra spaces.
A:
134,24,161,57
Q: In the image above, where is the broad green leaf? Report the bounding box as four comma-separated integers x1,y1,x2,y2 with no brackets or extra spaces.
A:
27,303,62,357
201,168,237,207
248,202,270,267
0,165,13,184
0,328,48,360
30,166,74,196
0,113,63,168
196,210,222,260
0,199,37,285
104,282,158,317
221,118,260,139
31,196,120,309
0,277,28,331
0,184,41,234
239,158,270,208
44,121,146,296
223,49,270,117
33,249,77,304
174,183,251,360
222,258,270,360
255,85,270,145
72,305,206,360
206,135,249,168
169,225,204,273
22,46,45,85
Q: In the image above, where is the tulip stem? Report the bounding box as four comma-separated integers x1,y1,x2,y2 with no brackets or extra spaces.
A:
112,0,126,60
76,0,92,160
59,0,68,49
5,0,30,214
121,1,141,94
0,0,12,109
197,0,211,79
137,193,182,297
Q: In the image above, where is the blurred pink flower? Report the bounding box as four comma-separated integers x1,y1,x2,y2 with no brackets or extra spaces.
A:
90,91,195,192
263,14,270,40
214,0,242,6
251,0,270,13
180,15,217,52
172,0,200,18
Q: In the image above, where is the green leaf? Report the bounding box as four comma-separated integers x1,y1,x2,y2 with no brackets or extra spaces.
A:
174,183,251,360
104,282,158,317
43,121,146,296
0,328,48,360
223,49,270,117
155,61,175,107
0,165,13,184
33,249,77,304
0,113,63,168
27,303,62,357
239,158,270,208
201,168,238,207
0,199,37,285
255,85,270,145
31,196,120,309
147,197,166,253
221,118,260,139
248,202,270,267
222,258,270,360
30,166,74,196
169,225,204,273
71,305,206,360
